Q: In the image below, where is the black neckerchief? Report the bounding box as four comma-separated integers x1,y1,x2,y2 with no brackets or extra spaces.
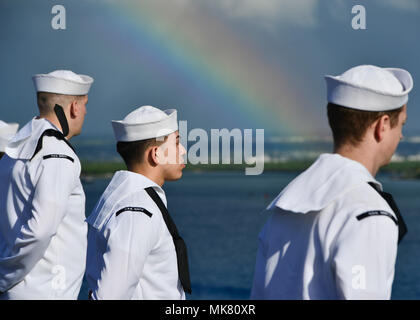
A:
145,187,192,294
368,182,407,244
30,105,72,160
54,104,69,137
30,129,74,160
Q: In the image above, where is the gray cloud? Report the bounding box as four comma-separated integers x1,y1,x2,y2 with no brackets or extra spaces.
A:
166,0,419,31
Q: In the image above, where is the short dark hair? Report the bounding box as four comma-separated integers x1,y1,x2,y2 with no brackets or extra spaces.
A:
36,92,85,115
116,136,167,167
0,152,4,160
327,102,404,148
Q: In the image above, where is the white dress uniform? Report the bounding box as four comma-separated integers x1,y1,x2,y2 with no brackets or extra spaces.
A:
251,153,401,299
0,118,86,299
251,65,413,300
86,170,185,300
86,105,190,300
0,70,93,299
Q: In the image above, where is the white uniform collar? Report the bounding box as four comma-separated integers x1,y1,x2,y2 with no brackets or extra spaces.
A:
87,170,166,230
0,121,19,152
267,153,382,214
5,117,62,160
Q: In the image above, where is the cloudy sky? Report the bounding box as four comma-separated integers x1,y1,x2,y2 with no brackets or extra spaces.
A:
1,0,419,138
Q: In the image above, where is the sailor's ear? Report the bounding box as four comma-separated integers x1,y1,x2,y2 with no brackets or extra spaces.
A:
374,114,390,142
69,100,79,119
148,145,160,166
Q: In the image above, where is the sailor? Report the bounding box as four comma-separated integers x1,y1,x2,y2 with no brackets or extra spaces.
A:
85,105,191,300
251,65,413,300
0,121,19,160
0,70,93,299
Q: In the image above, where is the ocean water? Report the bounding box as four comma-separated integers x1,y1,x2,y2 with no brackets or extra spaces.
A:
78,170,420,300
72,137,420,163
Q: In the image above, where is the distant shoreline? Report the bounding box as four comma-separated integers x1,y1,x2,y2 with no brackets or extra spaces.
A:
80,160,420,180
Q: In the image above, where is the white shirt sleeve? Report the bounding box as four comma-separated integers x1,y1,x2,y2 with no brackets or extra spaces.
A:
92,210,160,300
0,155,77,291
332,212,398,300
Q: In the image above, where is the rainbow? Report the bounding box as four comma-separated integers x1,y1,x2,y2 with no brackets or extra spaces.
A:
90,0,314,135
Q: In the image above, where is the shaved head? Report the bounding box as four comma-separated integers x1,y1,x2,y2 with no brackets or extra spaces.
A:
37,92,86,116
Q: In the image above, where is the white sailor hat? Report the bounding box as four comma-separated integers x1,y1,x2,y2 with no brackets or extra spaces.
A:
325,65,413,111
32,70,94,95
0,120,19,152
112,105,178,142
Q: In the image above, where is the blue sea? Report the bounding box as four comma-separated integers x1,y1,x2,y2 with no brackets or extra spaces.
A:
77,170,420,300
72,136,420,163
